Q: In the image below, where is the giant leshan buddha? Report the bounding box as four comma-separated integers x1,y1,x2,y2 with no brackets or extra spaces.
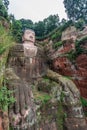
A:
5,29,87,130
6,29,47,129
7,29,46,81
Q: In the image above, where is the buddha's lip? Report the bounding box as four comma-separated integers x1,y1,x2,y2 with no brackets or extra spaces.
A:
23,43,35,46
23,39,35,42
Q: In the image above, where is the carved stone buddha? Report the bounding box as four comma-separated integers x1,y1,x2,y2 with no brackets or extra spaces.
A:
22,29,37,58
6,29,86,130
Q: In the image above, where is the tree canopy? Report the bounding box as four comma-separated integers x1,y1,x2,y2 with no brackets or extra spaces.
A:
2,0,9,9
11,14,60,42
63,0,87,22
0,0,8,19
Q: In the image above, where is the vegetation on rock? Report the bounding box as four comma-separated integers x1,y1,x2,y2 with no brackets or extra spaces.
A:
56,101,64,130
0,0,87,129
75,36,87,55
0,86,15,111
53,41,63,50
80,97,87,116
0,24,14,55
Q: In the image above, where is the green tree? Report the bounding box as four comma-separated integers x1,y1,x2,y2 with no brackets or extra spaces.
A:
44,14,60,35
11,20,22,42
60,18,67,25
34,21,45,37
9,14,15,23
11,19,34,42
3,0,9,9
20,18,33,31
0,0,8,19
63,0,87,22
11,14,60,41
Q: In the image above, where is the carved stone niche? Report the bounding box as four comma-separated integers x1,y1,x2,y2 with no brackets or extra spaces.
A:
22,29,37,57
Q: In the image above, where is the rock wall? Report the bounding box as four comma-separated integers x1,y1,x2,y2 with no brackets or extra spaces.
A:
0,50,9,86
6,44,46,129
52,46,87,99
0,26,87,129
5,43,87,130
45,26,87,99
0,51,9,130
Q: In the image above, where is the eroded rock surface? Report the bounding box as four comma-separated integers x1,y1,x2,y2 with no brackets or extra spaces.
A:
5,29,87,130
45,26,87,99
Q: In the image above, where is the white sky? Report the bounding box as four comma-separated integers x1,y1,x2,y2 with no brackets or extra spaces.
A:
8,0,67,22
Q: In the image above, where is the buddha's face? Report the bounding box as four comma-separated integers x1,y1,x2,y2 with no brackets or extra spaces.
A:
23,30,35,43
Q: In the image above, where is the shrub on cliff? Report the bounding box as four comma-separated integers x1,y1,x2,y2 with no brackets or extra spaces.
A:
75,36,87,55
0,86,15,111
51,20,73,42
53,41,63,50
0,24,14,55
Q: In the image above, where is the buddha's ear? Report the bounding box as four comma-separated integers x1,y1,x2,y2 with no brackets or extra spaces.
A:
22,36,24,42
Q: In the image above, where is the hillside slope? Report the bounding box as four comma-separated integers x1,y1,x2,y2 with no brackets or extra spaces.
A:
44,25,87,99
0,20,15,130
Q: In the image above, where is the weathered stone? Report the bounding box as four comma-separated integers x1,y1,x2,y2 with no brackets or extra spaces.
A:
22,29,37,57
61,26,77,41
64,118,87,130
49,27,87,99
22,29,35,43
5,29,87,130
78,26,87,39
5,68,36,129
52,54,87,99
0,111,9,130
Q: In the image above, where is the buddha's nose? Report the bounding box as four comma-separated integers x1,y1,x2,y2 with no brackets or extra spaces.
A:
30,36,33,39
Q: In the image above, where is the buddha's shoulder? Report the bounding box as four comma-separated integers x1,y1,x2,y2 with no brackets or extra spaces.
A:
9,44,24,57
10,44,24,52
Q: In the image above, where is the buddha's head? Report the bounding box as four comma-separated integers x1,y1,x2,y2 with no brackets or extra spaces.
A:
22,29,35,43
22,29,37,57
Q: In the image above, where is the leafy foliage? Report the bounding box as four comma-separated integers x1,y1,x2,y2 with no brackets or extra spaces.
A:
20,18,33,31
11,14,60,42
43,14,60,35
80,97,87,116
2,0,9,9
0,86,15,111
34,91,51,104
66,50,76,61
80,97,87,107
74,19,85,30
76,36,87,46
57,101,64,130
11,20,22,42
51,20,73,42
51,30,62,41
63,0,87,22
75,36,87,55
53,41,63,50
0,0,8,19
0,24,14,55
34,21,45,37
65,36,87,61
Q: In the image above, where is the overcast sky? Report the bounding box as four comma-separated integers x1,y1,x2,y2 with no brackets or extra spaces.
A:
8,0,67,22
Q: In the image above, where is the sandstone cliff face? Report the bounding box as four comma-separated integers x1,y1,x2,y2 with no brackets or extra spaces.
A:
4,43,86,130
0,25,87,130
0,24,14,130
45,26,87,99
6,44,46,129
